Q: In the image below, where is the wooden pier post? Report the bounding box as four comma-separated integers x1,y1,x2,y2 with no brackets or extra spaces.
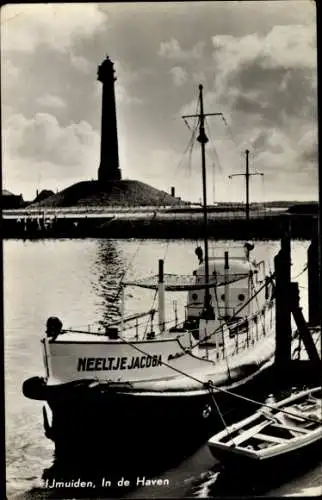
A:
290,281,320,365
308,235,320,327
274,218,292,368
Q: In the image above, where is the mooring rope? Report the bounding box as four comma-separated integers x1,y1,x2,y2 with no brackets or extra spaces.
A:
292,264,308,280
115,331,321,425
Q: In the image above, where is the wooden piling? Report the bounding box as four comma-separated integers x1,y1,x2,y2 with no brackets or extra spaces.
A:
274,218,292,367
308,236,320,327
290,282,321,365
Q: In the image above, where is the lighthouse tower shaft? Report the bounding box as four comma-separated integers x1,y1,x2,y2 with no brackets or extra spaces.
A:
97,56,122,183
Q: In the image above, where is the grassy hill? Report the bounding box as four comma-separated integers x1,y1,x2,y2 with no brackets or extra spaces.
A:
29,180,188,207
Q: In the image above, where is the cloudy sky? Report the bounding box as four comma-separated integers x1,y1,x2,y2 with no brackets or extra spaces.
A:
1,1,317,203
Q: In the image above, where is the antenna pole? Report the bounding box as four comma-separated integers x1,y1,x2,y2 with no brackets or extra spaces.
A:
246,149,250,223
229,149,263,236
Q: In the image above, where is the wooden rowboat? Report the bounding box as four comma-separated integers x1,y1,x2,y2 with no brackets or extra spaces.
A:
207,386,322,467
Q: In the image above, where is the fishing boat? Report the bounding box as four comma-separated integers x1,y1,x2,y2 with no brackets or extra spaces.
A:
207,386,322,469
22,85,277,467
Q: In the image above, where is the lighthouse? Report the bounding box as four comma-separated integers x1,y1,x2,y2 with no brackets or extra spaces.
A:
97,55,122,183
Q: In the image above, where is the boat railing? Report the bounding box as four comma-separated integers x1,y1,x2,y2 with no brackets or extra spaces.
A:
110,309,157,340
61,308,188,342
108,309,156,328
60,310,157,339
208,245,248,260
118,310,188,341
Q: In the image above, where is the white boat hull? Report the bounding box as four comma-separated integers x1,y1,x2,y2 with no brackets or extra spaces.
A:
41,299,275,388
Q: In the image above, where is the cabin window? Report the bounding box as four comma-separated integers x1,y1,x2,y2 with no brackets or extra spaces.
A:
221,294,225,301
238,294,245,302
192,293,198,301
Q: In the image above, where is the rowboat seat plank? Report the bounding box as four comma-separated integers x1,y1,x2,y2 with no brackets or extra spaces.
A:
226,420,270,447
255,432,289,444
272,422,310,434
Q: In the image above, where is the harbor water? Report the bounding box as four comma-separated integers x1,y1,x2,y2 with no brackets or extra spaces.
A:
4,238,321,498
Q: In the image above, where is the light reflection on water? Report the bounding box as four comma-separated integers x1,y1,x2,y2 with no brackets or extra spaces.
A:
4,238,311,498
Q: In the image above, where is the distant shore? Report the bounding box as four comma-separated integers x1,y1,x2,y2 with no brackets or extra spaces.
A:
2,208,317,240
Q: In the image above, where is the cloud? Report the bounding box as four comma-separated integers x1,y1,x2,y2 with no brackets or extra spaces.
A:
36,94,66,109
176,22,317,200
1,3,317,202
297,125,318,170
212,25,316,77
70,54,92,73
3,112,100,196
158,38,205,60
211,25,317,128
1,4,106,54
170,66,187,86
115,83,144,105
1,59,20,82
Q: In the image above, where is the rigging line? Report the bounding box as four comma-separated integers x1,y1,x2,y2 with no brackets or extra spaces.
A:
185,90,202,177
110,124,201,307
292,264,308,280
205,148,223,192
203,118,224,204
228,274,275,324
187,122,199,178
207,384,231,435
162,274,275,354
221,115,240,152
175,131,199,178
179,114,200,179
115,331,320,425
182,88,200,135
204,119,228,203
183,118,191,130
204,118,225,177
206,381,321,424
207,145,223,179
216,285,232,381
177,91,200,174
187,95,201,242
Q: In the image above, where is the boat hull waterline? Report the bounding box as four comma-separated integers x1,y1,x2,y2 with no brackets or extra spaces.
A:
38,358,275,469
23,330,275,464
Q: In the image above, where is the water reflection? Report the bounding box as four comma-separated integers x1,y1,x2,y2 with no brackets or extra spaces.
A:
190,446,322,498
4,238,317,499
90,239,125,326
20,437,206,499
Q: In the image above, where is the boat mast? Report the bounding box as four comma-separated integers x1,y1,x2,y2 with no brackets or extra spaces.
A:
197,85,213,318
158,259,165,332
182,84,223,319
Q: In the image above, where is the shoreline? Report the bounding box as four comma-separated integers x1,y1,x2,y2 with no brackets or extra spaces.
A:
2,212,317,240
